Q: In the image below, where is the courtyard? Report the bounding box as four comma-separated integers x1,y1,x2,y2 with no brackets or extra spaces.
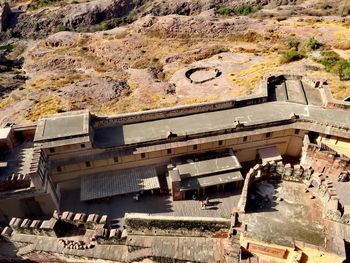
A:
60,188,241,224
244,179,326,248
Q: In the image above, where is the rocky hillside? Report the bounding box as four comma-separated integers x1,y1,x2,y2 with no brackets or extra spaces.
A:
0,0,349,124
3,0,349,38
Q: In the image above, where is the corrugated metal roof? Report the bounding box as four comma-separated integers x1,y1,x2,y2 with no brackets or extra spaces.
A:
80,166,159,201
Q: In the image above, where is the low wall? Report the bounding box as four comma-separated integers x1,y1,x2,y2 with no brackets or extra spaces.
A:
237,161,309,214
92,79,268,127
320,83,350,110
124,213,230,238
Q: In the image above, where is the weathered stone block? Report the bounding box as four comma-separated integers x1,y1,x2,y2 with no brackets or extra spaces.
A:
276,162,284,175
99,215,108,225
1,226,13,240
283,163,293,177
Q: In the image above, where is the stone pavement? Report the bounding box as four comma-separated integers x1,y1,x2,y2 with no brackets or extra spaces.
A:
60,189,242,223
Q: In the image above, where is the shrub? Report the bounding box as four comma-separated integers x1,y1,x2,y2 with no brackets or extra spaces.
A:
56,25,68,32
0,44,14,52
280,50,306,63
235,4,253,16
217,6,234,16
287,39,300,50
101,22,110,31
316,50,350,80
306,37,321,50
317,50,341,71
337,60,350,81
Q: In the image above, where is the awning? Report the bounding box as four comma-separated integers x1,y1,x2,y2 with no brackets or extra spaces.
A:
258,146,282,162
180,170,243,191
81,166,160,201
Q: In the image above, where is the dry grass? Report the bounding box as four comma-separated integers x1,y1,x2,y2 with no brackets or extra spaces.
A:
25,95,65,121
227,55,282,95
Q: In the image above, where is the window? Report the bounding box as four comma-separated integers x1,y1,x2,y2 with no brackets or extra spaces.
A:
193,145,198,150
266,132,271,138
295,129,300,135
141,153,146,158
85,161,91,167
218,140,223,146
113,157,119,163
167,149,172,155
243,136,248,142
49,148,55,153
57,166,62,172
80,144,86,148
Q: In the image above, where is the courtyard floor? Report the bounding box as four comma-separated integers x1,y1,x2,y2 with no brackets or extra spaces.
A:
244,179,326,248
60,189,241,224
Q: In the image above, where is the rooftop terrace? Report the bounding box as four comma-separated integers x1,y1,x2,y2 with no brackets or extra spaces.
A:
93,101,350,147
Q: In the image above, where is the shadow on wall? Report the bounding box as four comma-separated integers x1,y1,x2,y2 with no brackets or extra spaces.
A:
245,177,281,213
60,190,174,220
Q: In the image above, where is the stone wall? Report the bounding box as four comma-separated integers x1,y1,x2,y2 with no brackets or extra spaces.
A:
319,81,350,110
237,161,309,214
0,2,11,32
91,78,268,128
1,210,127,247
0,173,30,191
124,213,230,238
239,134,349,225
301,139,350,178
300,135,350,225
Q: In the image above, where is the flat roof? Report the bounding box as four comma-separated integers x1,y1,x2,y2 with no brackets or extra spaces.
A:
34,112,90,142
80,166,159,201
180,170,243,191
258,146,283,162
0,127,11,140
93,101,350,147
175,155,241,179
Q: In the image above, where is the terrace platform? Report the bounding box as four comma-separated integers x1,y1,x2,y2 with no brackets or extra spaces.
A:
60,189,242,224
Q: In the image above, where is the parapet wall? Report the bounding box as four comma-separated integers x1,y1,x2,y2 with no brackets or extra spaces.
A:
124,213,230,238
319,82,350,110
92,77,269,128
92,95,267,127
237,161,308,214
1,210,127,247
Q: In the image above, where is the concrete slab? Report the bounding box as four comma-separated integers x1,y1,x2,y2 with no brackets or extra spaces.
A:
93,101,350,147
34,112,89,142
176,155,241,178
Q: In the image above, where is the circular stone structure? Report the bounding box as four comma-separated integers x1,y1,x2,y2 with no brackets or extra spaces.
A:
185,67,222,84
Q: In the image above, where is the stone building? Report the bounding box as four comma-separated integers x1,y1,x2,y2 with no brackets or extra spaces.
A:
0,74,349,226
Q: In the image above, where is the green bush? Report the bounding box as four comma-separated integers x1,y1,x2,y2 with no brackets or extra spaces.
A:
101,22,110,31
56,25,68,32
316,50,350,80
281,50,306,63
337,60,350,81
217,6,234,16
28,0,58,10
317,50,341,71
235,4,253,15
306,37,321,50
0,44,14,51
287,39,300,50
